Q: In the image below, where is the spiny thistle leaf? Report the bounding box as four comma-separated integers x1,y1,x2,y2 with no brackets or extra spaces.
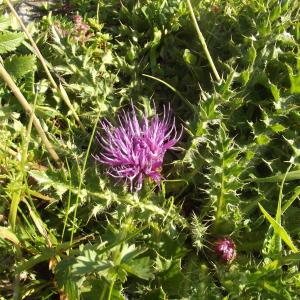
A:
190,213,207,251
29,169,69,197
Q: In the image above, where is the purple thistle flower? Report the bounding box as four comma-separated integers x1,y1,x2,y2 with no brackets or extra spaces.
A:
94,104,181,191
214,237,236,262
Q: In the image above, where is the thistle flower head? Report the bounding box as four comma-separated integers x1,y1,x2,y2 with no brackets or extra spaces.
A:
214,237,236,262
95,104,181,191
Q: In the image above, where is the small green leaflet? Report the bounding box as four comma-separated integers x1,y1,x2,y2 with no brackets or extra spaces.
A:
0,31,24,54
0,16,10,31
4,55,36,79
122,257,153,280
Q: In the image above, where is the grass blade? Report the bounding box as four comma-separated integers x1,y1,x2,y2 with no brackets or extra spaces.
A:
142,74,196,113
246,170,300,183
258,203,298,253
0,226,20,245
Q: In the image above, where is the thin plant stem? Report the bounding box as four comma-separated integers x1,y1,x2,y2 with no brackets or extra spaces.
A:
0,62,61,163
143,74,196,112
275,163,293,254
12,262,21,300
0,144,17,156
18,206,37,239
215,160,225,228
70,109,101,244
9,87,37,231
107,278,115,300
277,164,293,224
11,83,39,300
61,159,73,242
186,0,221,82
97,0,100,23
10,89,41,245
99,284,108,300
4,0,86,133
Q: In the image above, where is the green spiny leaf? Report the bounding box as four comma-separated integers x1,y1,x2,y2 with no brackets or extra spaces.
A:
29,169,69,197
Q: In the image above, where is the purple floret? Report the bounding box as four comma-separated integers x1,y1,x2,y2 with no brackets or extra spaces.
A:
94,104,181,191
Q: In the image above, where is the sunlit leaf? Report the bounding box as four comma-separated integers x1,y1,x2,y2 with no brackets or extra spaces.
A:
0,31,24,54
258,203,298,253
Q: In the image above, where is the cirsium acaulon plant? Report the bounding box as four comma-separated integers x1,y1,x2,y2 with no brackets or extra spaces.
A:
95,104,181,191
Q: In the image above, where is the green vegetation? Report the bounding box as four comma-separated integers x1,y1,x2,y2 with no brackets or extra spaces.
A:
0,0,300,298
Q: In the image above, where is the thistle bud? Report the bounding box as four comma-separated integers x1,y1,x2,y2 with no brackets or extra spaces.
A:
214,237,236,262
